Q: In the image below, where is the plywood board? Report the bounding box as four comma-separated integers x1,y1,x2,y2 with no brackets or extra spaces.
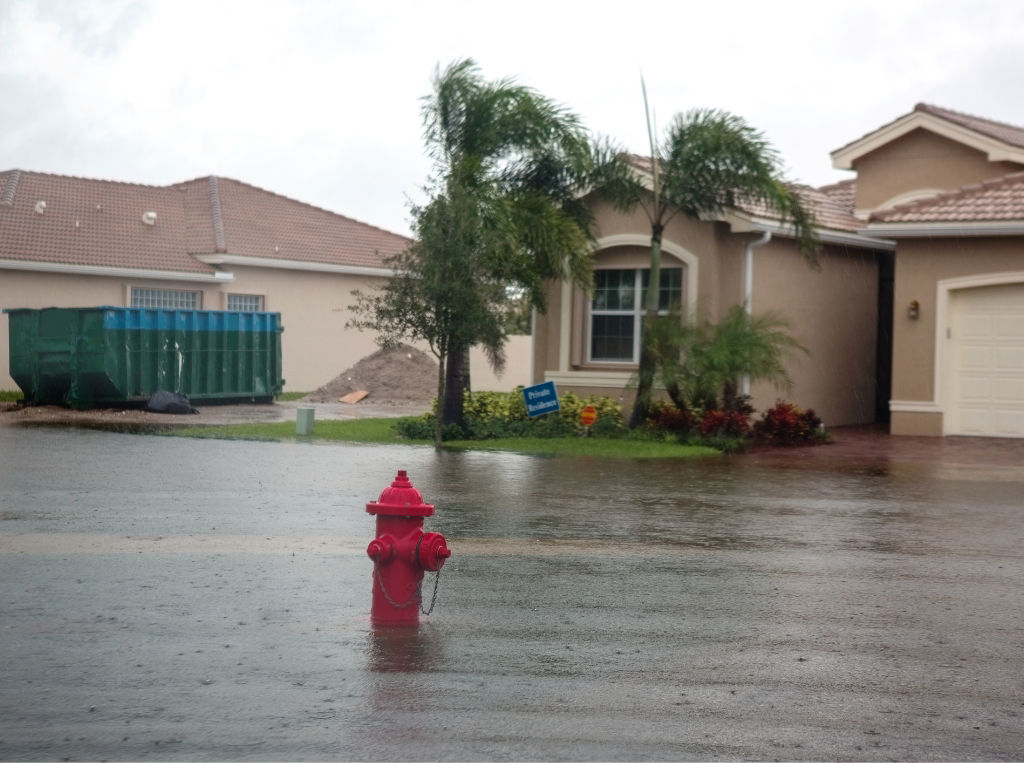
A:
339,390,369,404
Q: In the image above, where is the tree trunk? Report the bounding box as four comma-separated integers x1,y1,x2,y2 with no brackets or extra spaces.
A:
441,343,470,432
628,223,664,428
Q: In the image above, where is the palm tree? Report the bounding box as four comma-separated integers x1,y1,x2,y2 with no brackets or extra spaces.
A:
606,95,820,428
418,59,600,431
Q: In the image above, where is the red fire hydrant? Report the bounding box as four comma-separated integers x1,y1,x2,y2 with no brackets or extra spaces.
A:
366,470,451,626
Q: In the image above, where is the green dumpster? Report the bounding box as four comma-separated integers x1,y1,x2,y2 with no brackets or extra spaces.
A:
4,306,284,409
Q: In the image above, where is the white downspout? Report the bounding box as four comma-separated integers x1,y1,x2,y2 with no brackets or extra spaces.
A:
742,230,772,396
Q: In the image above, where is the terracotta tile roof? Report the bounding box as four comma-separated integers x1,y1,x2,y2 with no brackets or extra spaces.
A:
737,181,863,233
816,178,857,211
869,170,1024,223
0,170,409,276
620,154,862,233
172,176,409,268
0,170,214,274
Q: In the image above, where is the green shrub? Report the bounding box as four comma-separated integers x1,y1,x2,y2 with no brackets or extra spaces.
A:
394,414,438,440
0,390,24,403
700,431,751,454
396,388,626,441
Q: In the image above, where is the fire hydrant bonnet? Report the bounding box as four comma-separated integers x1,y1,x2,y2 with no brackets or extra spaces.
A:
366,469,434,517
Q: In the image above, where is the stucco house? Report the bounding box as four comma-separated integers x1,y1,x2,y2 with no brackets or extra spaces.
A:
0,170,411,393
533,103,1024,438
847,105,1024,438
1,170,533,397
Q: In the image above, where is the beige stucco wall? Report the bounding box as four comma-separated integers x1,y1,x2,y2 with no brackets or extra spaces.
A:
471,334,531,392
889,237,1024,435
853,129,1023,212
532,195,884,426
220,265,386,392
748,241,879,426
890,411,944,437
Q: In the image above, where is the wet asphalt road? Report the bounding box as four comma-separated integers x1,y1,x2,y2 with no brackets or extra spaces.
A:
0,425,1022,761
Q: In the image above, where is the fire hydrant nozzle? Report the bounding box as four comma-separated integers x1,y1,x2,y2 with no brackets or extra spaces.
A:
365,470,450,626
366,535,395,563
416,531,450,572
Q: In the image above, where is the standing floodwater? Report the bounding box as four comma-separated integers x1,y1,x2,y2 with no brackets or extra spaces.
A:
1,425,1022,760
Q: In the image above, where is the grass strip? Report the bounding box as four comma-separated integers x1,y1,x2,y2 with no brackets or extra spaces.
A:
166,417,720,459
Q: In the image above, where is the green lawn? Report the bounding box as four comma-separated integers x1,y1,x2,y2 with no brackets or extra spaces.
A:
166,417,720,459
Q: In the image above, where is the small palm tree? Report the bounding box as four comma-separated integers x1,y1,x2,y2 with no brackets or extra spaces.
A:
684,305,807,413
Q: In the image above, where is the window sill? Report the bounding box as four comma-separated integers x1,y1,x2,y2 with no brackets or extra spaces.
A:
546,369,634,389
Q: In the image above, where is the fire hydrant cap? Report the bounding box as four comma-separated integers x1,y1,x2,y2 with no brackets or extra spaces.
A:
366,470,435,517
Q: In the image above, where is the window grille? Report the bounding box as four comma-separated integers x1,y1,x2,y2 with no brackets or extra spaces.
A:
227,293,264,312
130,288,200,310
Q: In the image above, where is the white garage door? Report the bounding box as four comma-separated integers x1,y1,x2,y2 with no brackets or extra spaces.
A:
948,282,1024,437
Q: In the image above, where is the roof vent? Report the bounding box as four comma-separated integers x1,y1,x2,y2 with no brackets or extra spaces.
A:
142,211,157,226
34,200,47,214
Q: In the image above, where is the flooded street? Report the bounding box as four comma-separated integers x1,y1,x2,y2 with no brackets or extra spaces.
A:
1,425,1022,760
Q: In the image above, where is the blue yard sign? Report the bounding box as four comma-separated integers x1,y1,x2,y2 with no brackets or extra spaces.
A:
522,380,560,417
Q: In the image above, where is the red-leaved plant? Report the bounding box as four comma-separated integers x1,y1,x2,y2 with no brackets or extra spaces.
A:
753,400,823,445
697,409,752,438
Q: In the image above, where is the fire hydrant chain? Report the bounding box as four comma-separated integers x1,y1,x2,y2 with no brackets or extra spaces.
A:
420,569,441,615
373,565,442,614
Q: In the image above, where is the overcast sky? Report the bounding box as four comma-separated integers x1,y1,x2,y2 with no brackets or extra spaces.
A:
3,0,1023,237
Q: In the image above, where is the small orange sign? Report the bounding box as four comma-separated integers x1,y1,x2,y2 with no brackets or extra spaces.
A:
580,404,598,427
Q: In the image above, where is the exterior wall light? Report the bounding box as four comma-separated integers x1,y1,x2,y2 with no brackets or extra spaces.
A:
908,300,920,320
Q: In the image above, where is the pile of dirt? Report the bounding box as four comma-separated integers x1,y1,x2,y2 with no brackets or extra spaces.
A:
301,343,438,407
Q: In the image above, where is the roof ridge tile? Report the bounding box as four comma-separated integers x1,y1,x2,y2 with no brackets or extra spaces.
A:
208,176,227,253
915,102,1024,135
1,169,22,205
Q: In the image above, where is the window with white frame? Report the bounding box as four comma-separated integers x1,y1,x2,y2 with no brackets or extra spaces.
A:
130,288,201,309
589,268,683,363
227,293,265,312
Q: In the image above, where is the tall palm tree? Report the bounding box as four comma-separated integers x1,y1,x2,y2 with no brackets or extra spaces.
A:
607,99,820,427
420,59,599,430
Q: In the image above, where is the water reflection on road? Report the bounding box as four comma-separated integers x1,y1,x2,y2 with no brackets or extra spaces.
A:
1,425,1022,761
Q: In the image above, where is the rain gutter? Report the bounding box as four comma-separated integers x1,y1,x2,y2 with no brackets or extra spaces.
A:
0,259,234,282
